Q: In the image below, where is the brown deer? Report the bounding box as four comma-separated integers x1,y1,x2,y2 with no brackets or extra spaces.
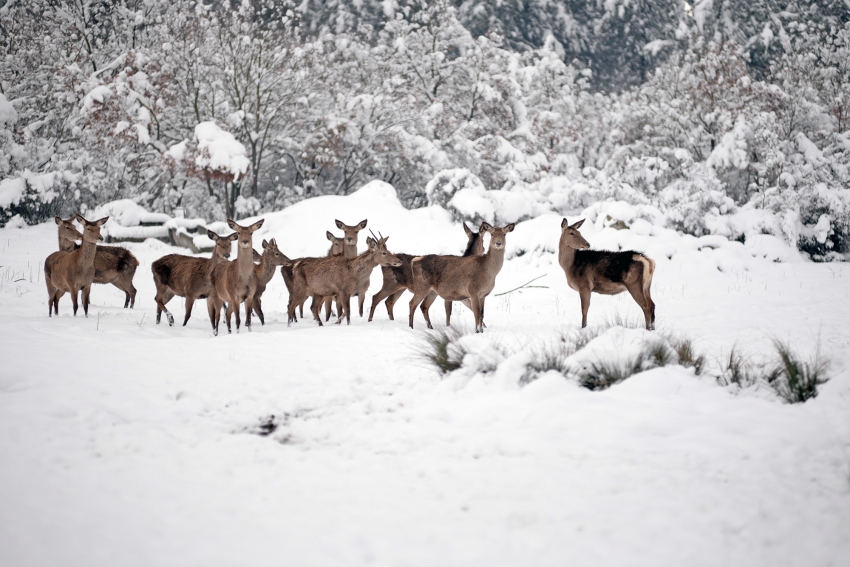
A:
368,222,485,323
207,218,265,335
55,216,139,308
334,218,371,316
558,218,656,330
281,230,344,322
44,214,109,317
287,233,401,326
251,238,292,325
408,222,515,332
151,229,236,326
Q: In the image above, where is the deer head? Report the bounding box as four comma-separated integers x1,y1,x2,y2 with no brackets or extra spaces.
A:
335,219,367,247
326,231,345,256
261,238,292,267
55,216,83,243
560,218,590,249
480,222,516,251
74,214,109,243
207,229,237,259
227,218,264,251
366,233,402,267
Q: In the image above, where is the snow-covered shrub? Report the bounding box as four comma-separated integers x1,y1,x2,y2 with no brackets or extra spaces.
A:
0,171,82,226
770,339,830,404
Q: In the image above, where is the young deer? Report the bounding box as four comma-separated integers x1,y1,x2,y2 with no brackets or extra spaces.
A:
334,218,371,316
207,218,265,335
409,222,515,332
558,218,656,330
55,216,139,308
281,230,344,322
251,238,292,325
44,214,109,317
151,229,236,326
287,234,401,326
367,222,485,323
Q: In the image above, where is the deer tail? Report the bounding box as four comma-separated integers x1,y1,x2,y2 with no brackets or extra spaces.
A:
635,254,655,295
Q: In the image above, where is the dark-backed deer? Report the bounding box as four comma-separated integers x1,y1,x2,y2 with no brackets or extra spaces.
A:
287,233,401,326
408,222,515,332
368,222,485,323
55,216,139,308
558,218,656,330
151,229,236,326
44,214,109,317
207,218,265,335
334,218,371,316
251,238,292,325
281,230,344,322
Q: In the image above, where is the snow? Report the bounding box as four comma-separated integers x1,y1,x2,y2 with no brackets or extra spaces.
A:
1,183,849,566
0,177,25,208
81,85,112,112
0,171,58,209
193,121,250,180
0,92,17,128
92,199,171,227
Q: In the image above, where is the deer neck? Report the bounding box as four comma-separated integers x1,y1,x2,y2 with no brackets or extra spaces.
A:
235,244,254,283
343,243,357,258
257,254,277,285
349,250,377,279
482,244,506,278
558,233,577,269
58,236,76,253
77,237,98,270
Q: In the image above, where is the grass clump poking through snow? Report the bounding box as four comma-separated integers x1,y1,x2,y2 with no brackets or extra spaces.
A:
717,345,760,388
417,327,467,374
575,338,677,391
769,339,830,403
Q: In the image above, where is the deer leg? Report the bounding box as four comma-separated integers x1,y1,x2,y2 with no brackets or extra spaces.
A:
129,282,137,309
157,289,175,326
206,297,219,336
479,297,487,332
408,290,430,329
183,297,195,326
81,285,92,317
70,287,79,317
299,299,305,319
421,291,438,330
368,288,392,322
46,282,57,316
444,299,452,326
254,297,264,326
579,289,591,328
358,289,366,318
341,293,352,325
224,299,234,334
626,284,653,331
386,290,405,321
470,295,483,333
53,291,63,316
310,295,323,326
234,300,242,332
323,296,333,321
244,296,253,331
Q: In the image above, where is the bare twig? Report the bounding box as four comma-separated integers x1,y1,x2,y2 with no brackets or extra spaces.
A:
494,275,548,296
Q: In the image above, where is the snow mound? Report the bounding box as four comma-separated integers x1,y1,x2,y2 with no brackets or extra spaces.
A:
194,121,250,180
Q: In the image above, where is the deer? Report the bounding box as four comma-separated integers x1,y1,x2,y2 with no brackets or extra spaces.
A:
368,222,485,324
54,216,139,308
151,229,236,326
251,238,292,325
206,218,265,335
287,232,401,326
334,218,371,316
44,214,109,317
558,218,656,330
408,222,515,333
281,230,344,322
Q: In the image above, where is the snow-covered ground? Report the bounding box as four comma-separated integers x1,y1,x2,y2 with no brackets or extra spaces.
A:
1,183,849,566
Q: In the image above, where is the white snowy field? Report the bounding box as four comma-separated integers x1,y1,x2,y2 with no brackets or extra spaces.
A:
1,183,849,567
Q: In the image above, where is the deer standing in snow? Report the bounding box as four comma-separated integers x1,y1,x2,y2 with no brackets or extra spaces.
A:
558,218,656,330
408,222,515,332
151,229,237,326
368,222,485,323
287,233,401,326
251,238,292,325
333,219,372,316
207,218,265,335
44,214,109,317
281,230,344,322
55,216,139,308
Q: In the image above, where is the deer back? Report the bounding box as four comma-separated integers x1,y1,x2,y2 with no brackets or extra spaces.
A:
152,229,236,298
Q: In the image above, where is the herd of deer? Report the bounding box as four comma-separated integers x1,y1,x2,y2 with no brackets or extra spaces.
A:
44,214,656,334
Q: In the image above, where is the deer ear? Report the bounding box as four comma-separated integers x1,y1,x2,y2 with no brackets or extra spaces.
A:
480,222,494,233
357,219,368,230
503,223,515,233
326,231,334,241
262,239,269,249
381,235,389,244
227,218,238,230
228,232,239,241
366,236,376,248
335,219,344,229
571,218,586,229
463,222,472,236
561,218,569,229
74,213,86,224
269,238,276,247
207,229,218,241
95,217,109,226
249,219,264,232
54,216,63,225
